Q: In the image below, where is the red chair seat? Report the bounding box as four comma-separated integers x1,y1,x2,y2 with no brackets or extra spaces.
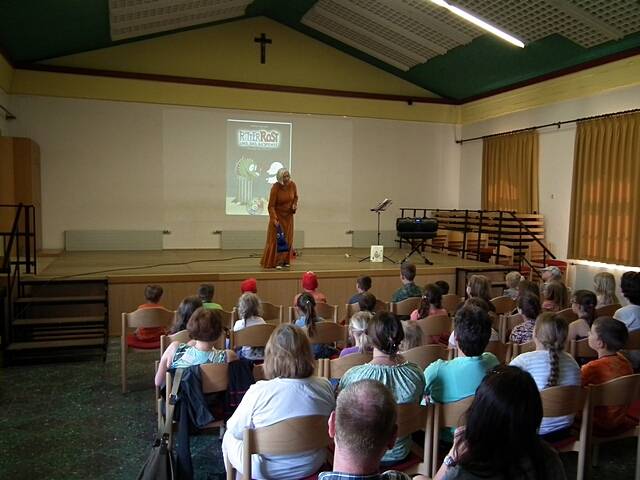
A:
126,334,160,349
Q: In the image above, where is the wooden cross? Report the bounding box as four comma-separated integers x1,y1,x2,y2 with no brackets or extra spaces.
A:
254,33,272,64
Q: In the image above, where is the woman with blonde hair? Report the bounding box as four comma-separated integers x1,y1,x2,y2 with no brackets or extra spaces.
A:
339,311,372,357
594,272,619,306
232,292,266,360
400,320,424,352
223,324,335,479
510,312,580,436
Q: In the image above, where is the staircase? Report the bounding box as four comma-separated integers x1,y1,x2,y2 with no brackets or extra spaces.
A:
5,278,109,363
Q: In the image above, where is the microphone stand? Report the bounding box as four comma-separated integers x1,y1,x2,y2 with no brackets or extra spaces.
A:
359,200,396,264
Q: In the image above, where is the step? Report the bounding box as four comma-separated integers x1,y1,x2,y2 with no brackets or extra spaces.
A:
31,333,106,341
14,295,106,305
7,338,105,350
12,316,105,326
20,277,106,286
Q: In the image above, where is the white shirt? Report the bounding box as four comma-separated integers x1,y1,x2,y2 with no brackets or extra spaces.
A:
510,350,581,435
614,305,640,332
224,377,335,479
232,316,266,359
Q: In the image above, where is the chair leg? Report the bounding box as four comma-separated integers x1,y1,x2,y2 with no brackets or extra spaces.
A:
635,434,640,480
121,335,127,394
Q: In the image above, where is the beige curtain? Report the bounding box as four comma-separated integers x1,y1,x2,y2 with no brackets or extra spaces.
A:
481,130,539,212
568,113,640,266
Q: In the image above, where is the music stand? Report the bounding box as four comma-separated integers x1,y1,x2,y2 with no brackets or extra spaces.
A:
359,199,396,264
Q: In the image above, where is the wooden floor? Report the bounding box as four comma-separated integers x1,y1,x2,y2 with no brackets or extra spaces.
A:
30,248,507,336
36,247,499,279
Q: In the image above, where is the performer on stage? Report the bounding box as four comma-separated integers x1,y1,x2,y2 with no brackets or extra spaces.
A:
261,169,297,269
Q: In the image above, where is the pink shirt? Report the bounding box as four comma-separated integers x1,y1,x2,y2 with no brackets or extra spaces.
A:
409,307,448,321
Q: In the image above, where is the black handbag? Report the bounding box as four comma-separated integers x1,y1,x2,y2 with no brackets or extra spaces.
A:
137,368,184,480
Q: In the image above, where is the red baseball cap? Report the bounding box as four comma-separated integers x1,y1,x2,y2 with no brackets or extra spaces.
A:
240,277,258,293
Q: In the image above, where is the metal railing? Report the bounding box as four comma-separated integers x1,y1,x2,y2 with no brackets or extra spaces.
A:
397,208,556,277
1,204,37,347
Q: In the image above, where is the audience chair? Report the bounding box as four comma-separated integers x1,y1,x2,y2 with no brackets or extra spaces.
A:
319,351,373,380
230,323,276,350
509,340,535,362
490,295,517,316
441,294,463,316
303,322,348,346
595,303,622,318
484,340,512,364
557,307,579,323
160,330,191,354
416,314,452,341
224,415,330,480
163,363,229,445
499,313,523,343
491,245,515,267
219,308,237,330
402,344,448,370
625,330,640,350
446,231,464,256
394,403,433,476
430,396,475,477
540,385,588,480
253,363,266,381
288,304,339,323
464,232,490,260
344,300,387,320
121,308,174,394
260,301,284,325
390,297,421,318
570,338,598,362
585,374,640,479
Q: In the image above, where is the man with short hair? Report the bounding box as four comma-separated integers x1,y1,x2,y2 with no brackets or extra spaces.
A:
390,263,422,304
320,380,411,480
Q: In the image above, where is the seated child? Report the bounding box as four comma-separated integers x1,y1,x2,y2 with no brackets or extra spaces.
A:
593,271,619,307
510,312,581,437
358,292,378,314
435,280,450,295
232,292,266,361
340,311,372,357
199,283,223,310
295,293,335,359
293,271,327,305
400,320,424,352
348,275,372,304
410,283,448,321
424,304,499,441
542,281,568,313
391,262,422,303
504,271,523,300
132,284,169,345
169,295,202,334
614,271,640,332
240,277,258,294
155,307,237,387
448,298,499,349
510,293,541,344
582,316,633,435
567,290,597,343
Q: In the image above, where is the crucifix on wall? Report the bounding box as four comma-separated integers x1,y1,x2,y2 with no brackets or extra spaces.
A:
254,33,272,64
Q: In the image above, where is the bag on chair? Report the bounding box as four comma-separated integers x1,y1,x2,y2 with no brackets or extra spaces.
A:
276,224,289,253
137,369,184,480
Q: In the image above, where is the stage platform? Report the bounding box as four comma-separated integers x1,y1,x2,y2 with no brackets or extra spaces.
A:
32,247,507,335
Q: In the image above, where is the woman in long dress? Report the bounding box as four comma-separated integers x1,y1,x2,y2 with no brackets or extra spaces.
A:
261,169,297,269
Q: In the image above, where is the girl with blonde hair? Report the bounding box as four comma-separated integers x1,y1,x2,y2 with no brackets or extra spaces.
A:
542,280,568,312
339,311,372,357
510,312,580,436
232,292,266,360
594,271,619,306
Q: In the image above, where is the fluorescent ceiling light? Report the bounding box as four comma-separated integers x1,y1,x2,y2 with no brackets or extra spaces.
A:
429,0,525,48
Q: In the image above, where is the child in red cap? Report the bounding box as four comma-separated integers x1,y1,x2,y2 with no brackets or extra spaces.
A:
240,277,258,294
293,271,327,306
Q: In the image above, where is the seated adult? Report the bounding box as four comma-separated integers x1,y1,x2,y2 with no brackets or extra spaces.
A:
348,275,372,305
169,295,202,334
223,324,335,479
426,366,565,480
410,283,448,321
339,312,425,466
614,271,640,332
198,283,223,310
320,379,412,480
232,292,266,361
424,304,499,442
154,308,236,387
293,271,328,305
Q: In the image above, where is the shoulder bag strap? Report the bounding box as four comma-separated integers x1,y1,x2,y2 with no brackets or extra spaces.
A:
161,368,184,437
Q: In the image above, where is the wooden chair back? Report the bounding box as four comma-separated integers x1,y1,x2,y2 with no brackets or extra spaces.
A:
500,313,523,343
441,294,463,315
304,322,347,345
230,323,276,349
160,330,191,354
218,308,236,330
570,338,597,360
253,363,266,381
121,308,175,393
260,302,284,325
344,300,388,319
493,245,514,266
490,295,516,315
465,232,489,250
390,297,421,316
403,344,448,370
396,403,433,476
595,303,621,318
484,340,512,364
226,415,330,480
510,340,535,362
289,304,339,323
416,314,452,338
447,230,464,255
431,396,474,477
556,307,578,323
321,351,373,379
625,330,640,350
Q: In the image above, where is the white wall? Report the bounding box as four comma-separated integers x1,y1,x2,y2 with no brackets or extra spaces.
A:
460,84,640,258
9,95,461,250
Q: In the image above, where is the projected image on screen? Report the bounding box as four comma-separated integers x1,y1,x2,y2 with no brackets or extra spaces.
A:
226,119,292,215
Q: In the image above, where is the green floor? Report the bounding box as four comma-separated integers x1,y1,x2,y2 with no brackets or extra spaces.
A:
0,340,636,479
